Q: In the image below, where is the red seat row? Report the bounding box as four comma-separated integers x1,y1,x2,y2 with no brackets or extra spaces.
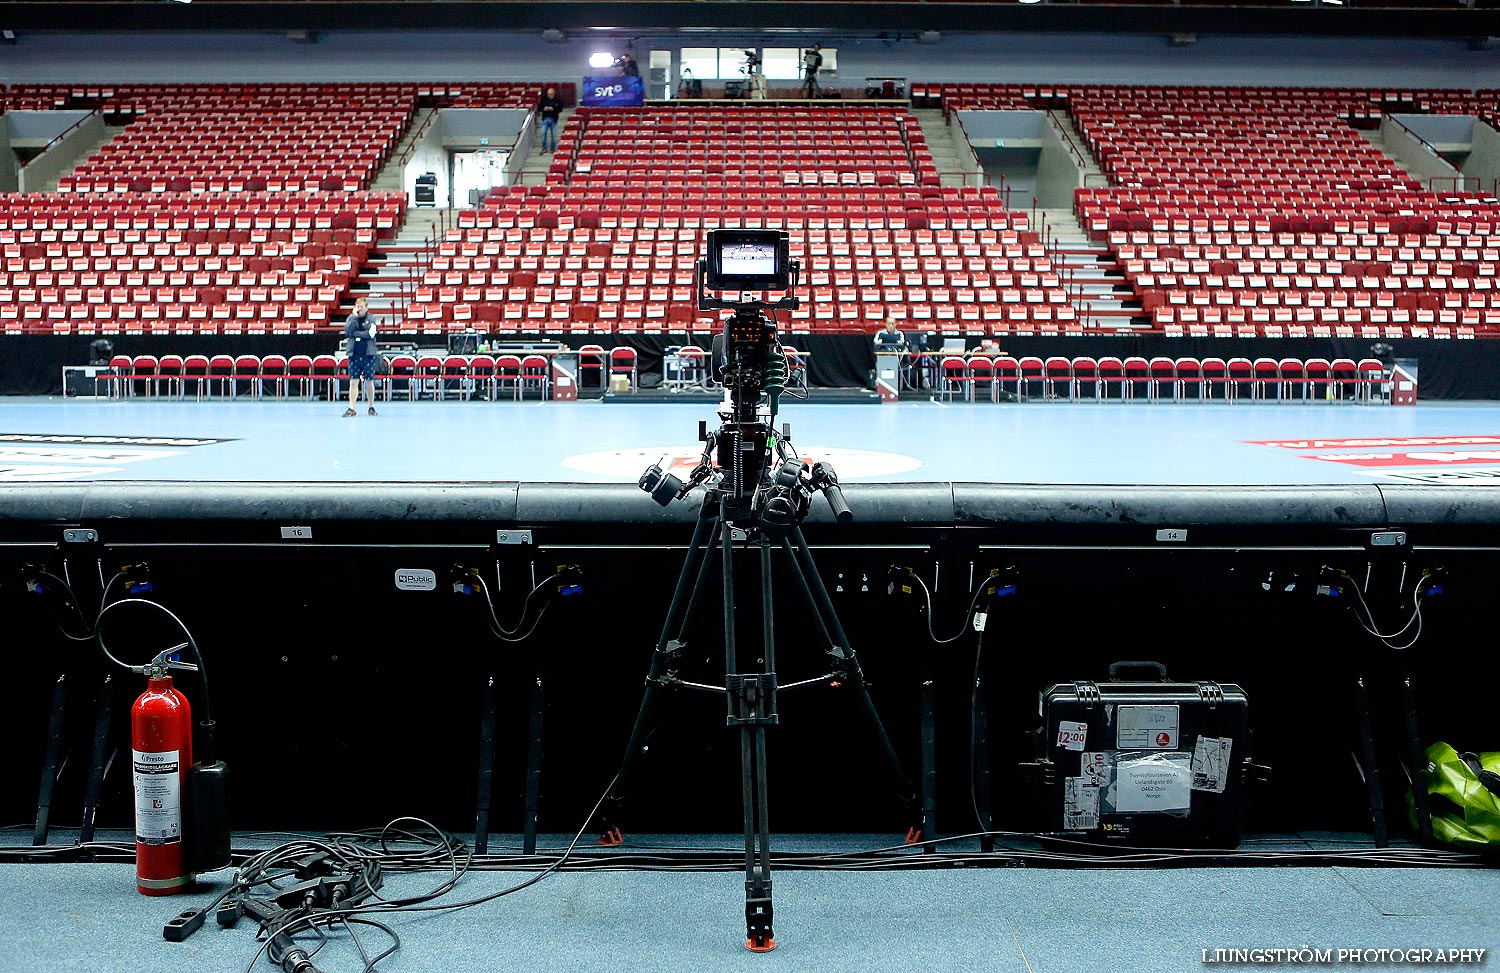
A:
99,351,565,402
940,355,1388,404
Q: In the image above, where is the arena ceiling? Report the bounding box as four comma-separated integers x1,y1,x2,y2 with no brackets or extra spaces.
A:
6,2,1498,40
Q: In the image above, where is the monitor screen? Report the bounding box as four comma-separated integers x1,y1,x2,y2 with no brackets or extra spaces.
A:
703,229,791,291
719,241,779,277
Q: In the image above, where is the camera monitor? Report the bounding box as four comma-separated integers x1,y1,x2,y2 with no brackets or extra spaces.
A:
703,229,791,291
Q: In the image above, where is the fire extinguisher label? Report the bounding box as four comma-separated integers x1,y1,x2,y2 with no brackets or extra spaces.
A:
133,749,182,845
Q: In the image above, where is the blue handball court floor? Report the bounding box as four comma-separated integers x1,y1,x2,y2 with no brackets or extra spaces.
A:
4,396,1500,485
4,396,1499,973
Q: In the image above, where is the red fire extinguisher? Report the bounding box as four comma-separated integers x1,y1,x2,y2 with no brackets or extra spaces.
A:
132,658,194,896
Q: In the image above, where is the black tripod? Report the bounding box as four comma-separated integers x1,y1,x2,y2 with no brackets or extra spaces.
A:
602,236,918,949
599,481,918,951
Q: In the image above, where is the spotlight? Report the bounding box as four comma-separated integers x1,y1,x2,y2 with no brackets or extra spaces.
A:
542,29,565,43
1018,0,1043,5
588,52,615,69
918,30,942,44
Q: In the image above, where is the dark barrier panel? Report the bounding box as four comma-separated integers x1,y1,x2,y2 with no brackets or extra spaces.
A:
6,480,1500,839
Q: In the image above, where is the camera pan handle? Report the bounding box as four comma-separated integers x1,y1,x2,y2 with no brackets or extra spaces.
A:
822,482,852,524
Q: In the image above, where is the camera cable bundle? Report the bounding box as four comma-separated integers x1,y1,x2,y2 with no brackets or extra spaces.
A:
889,565,1018,845
162,787,616,973
449,563,584,643
1318,563,1445,651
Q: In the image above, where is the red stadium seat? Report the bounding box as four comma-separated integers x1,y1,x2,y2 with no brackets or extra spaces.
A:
608,346,637,392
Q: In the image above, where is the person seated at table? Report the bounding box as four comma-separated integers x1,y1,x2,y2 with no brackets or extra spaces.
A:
874,317,905,351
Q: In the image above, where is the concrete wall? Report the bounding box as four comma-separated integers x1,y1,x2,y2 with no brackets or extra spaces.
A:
440,107,528,148
1382,115,1463,192
1034,113,1083,209
1466,121,1500,197
1393,113,1475,150
1,31,1497,89
956,110,1045,149
0,119,17,193
14,109,102,193
7,109,94,143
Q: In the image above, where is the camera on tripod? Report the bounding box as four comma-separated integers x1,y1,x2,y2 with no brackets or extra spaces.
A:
638,229,846,531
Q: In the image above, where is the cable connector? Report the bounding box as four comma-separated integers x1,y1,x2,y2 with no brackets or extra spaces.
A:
553,564,584,597
983,565,1018,599
162,908,206,942
21,563,49,595
1419,567,1447,597
449,564,481,596
1316,565,1347,598
886,564,917,596
215,900,243,928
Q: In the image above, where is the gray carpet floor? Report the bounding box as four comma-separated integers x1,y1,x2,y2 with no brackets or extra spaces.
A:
2,836,1497,973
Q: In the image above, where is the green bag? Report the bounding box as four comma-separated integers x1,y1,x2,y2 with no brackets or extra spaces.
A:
1407,742,1500,849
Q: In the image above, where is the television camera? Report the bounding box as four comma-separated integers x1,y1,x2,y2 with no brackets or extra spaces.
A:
639,229,848,531
618,229,917,953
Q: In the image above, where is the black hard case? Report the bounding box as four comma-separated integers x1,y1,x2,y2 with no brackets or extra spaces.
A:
1027,661,1252,847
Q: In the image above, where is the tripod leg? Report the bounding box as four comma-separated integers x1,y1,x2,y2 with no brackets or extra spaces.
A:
970,615,998,851
80,674,115,845
523,669,545,855
731,533,776,952
474,675,498,855
1399,670,1432,841
785,529,920,834
972,664,995,852
33,675,68,847
599,504,722,842
1354,674,1388,848
919,664,939,853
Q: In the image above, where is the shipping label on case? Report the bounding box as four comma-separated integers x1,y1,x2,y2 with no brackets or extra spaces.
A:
1056,720,1088,752
1191,735,1234,794
1063,776,1100,830
1110,751,1193,813
1116,704,1180,749
133,749,182,845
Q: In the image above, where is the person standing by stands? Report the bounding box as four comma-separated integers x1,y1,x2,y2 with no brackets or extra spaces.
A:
537,86,563,154
617,52,639,77
801,44,823,99
342,296,379,417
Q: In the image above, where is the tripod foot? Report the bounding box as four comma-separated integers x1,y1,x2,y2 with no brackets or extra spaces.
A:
746,895,775,952
597,827,624,847
904,826,923,845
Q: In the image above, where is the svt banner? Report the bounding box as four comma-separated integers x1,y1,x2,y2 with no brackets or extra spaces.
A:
581,76,645,107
